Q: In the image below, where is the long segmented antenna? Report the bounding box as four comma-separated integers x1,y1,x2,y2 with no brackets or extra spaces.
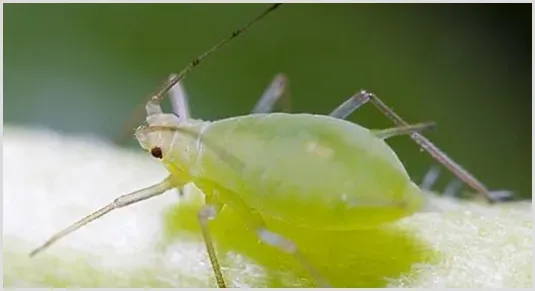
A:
117,4,283,144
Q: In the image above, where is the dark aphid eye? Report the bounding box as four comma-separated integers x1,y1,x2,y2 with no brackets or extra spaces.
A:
150,146,163,159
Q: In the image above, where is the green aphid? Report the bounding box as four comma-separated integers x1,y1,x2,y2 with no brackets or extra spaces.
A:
29,4,509,288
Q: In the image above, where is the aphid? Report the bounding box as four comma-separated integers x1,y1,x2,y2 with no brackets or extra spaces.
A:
29,3,509,288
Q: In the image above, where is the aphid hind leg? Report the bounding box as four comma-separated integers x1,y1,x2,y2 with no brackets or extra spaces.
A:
486,190,514,201
167,74,191,121
251,74,290,113
329,90,369,120
420,165,513,202
372,122,436,140
329,90,502,204
29,177,175,257
198,204,227,288
443,178,513,201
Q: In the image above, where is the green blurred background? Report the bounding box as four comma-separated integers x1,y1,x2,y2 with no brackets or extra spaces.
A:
4,3,531,198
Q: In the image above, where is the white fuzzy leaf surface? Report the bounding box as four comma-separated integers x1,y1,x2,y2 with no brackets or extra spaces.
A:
3,126,532,288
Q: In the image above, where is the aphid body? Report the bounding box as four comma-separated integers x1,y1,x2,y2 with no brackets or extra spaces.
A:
137,109,424,231
30,4,507,288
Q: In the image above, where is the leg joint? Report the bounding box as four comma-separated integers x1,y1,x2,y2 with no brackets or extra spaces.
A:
198,205,217,221
257,229,296,253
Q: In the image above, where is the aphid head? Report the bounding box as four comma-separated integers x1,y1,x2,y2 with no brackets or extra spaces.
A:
134,98,181,161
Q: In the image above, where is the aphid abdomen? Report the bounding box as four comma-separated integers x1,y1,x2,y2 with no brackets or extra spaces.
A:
195,113,424,230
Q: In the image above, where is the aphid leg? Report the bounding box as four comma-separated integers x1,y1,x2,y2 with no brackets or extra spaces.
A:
168,74,191,121
256,228,330,287
421,166,513,201
328,91,369,119
329,90,501,204
251,73,290,113
420,166,441,192
486,190,514,201
198,204,227,288
201,185,328,287
443,179,463,197
443,179,513,201
29,177,175,257
373,122,436,140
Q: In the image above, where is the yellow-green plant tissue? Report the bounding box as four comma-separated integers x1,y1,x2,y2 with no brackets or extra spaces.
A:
4,126,532,288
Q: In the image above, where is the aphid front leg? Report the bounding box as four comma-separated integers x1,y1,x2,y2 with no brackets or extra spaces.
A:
251,74,290,113
198,203,227,288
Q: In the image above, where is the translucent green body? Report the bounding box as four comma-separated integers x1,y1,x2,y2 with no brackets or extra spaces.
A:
140,113,424,230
